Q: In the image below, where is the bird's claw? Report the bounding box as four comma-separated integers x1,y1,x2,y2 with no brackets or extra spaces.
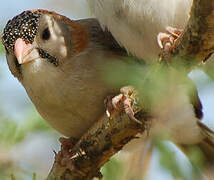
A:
55,136,87,176
105,86,142,125
157,26,182,50
157,26,183,61
55,137,78,165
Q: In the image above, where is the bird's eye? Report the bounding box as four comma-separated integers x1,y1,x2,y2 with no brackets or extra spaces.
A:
42,28,50,40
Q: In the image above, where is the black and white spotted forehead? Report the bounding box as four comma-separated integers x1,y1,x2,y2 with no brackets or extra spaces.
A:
1,11,41,51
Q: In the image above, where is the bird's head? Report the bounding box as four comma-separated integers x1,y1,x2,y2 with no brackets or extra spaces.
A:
1,9,89,80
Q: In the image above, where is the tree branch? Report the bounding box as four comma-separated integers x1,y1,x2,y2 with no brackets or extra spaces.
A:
170,0,214,68
47,94,149,180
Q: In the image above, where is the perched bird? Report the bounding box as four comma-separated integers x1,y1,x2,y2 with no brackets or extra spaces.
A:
1,10,213,152
87,0,192,62
2,9,128,138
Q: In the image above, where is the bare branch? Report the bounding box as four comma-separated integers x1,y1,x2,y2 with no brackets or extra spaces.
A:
163,0,214,68
47,97,149,180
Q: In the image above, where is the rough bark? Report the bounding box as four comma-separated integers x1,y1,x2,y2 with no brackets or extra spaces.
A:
47,95,149,180
170,0,214,69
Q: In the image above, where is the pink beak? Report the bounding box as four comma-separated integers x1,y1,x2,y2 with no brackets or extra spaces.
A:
14,38,35,64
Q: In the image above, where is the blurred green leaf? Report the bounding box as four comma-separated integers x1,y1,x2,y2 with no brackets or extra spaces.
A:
101,158,123,180
0,113,51,147
11,174,16,180
0,41,5,54
0,112,51,179
188,146,205,168
153,138,188,180
32,173,36,180
23,112,51,133
102,59,191,114
153,138,205,180
186,146,205,179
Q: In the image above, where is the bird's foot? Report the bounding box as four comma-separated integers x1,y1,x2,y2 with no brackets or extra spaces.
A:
56,137,102,177
55,137,78,165
105,86,142,125
55,137,86,174
157,26,183,61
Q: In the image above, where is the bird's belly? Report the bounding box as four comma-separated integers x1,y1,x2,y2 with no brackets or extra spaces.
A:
37,106,103,138
21,59,114,138
25,85,108,138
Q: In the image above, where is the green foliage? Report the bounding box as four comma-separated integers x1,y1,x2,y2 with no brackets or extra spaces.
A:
0,112,51,180
153,138,204,180
11,174,16,180
32,173,37,180
23,113,51,133
154,139,187,180
0,119,20,147
101,158,123,180
6,173,37,180
0,113,51,147
186,146,205,179
0,41,5,54
102,59,190,113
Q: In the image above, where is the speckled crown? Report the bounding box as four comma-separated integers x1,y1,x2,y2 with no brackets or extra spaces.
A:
1,11,41,51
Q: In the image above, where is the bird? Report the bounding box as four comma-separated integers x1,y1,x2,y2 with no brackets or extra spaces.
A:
87,0,193,62
2,9,214,164
1,9,130,138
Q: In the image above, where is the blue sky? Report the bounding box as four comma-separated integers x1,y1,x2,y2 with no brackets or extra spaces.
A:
0,0,44,25
0,0,90,28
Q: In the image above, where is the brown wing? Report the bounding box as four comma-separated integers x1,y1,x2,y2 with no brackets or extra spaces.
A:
77,18,128,56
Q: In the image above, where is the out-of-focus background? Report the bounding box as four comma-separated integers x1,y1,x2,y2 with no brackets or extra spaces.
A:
0,1,214,180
